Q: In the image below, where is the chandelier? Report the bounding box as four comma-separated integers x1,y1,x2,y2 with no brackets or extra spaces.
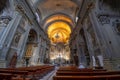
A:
55,32,59,39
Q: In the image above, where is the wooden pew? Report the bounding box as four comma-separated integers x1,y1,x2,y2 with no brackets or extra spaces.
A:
58,67,93,72
55,66,120,80
93,69,107,72
15,65,54,79
56,71,120,76
0,69,29,80
57,69,93,72
53,75,120,80
0,65,55,80
13,65,54,79
0,73,13,80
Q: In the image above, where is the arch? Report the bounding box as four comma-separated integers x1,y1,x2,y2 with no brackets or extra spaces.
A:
50,28,70,36
43,13,74,29
28,29,38,42
47,21,71,44
45,20,73,32
44,13,73,24
43,13,74,22
24,29,38,66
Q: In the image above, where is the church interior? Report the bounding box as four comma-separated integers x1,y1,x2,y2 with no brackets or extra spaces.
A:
0,0,120,80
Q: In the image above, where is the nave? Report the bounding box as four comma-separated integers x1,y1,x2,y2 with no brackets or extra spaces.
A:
0,0,120,80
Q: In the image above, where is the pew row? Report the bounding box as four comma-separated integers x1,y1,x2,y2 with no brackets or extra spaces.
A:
0,65,55,80
0,73,13,80
56,71,120,76
53,75,120,80
54,66,120,80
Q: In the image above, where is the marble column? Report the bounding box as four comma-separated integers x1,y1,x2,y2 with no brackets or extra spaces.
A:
0,12,22,68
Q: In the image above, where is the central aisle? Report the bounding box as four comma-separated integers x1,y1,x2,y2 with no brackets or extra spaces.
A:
40,67,59,80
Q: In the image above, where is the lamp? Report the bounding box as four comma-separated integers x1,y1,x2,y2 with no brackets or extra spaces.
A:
55,32,59,39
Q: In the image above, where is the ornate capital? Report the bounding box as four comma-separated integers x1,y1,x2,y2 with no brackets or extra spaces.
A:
15,4,25,14
97,15,110,25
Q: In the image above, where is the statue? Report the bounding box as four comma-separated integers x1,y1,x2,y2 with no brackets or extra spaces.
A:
92,55,104,69
78,63,85,69
9,52,17,68
92,56,97,67
97,55,104,67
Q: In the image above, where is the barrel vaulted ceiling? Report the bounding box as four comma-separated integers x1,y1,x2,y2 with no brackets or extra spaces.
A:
38,0,79,21
33,0,82,44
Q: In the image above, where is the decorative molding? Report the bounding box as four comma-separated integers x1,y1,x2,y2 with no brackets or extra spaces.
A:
15,4,33,25
97,15,110,25
0,16,12,27
16,4,25,14
112,19,120,35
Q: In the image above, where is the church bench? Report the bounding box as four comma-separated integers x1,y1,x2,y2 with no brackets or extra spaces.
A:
58,66,93,72
0,73,13,80
57,68,93,72
56,71,120,76
0,68,38,79
0,69,29,80
15,66,54,79
16,65,55,79
58,68,106,72
58,66,107,72
0,72,31,80
0,65,54,80
53,75,120,80
12,77,31,80
93,69,107,72
27,67,53,79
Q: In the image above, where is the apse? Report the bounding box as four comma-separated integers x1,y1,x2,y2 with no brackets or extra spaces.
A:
45,14,72,44
47,21,71,44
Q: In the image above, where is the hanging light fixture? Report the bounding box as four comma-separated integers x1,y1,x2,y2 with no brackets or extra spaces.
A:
55,32,59,39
